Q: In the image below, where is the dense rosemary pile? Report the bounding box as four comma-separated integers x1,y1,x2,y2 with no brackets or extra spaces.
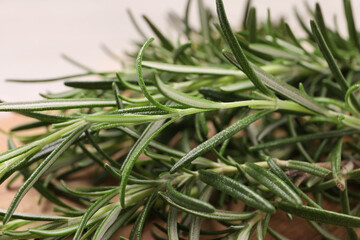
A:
1,0,360,239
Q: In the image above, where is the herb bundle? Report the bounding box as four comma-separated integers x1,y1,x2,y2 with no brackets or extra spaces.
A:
1,0,360,239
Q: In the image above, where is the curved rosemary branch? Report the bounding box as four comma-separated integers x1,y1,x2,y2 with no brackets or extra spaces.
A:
1,0,360,239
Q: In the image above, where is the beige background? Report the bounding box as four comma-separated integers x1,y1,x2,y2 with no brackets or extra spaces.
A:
0,0,353,105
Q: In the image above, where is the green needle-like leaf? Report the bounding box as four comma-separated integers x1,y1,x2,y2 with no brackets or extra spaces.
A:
170,110,272,173
189,215,202,240
329,139,344,190
278,202,360,227
17,111,77,123
314,3,342,60
223,51,329,116
167,206,179,240
73,189,119,240
85,113,175,125
134,193,156,240
248,7,257,43
267,157,321,209
119,118,176,207
243,162,302,205
310,20,349,94
0,99,117,111
136,38,177,112
242,0,252,29
155,75,224,109
287,160,331,178
0,210,69,221
345,168,360,180
288,116,313,163
92,205,122,240
127,9,147,40
343,0,360,51
64,80,119,90
102,204,141,240
143,15,174,51
249,129,357,152
198,170,275,213
340,187,358,240
166,182,215,213
7,71,115,83
29,224,81,237
198,0,211,55
112,81,124,109
85,131,121,168
159,192,256,220
142,60,249,76
216,0,274,97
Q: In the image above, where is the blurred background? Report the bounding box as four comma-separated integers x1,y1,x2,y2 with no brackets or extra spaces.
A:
0,0,356,104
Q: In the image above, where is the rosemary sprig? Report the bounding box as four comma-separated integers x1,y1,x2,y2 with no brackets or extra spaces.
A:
1,1,360,239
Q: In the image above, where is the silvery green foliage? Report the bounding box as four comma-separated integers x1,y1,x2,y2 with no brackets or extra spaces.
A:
1,0,360,239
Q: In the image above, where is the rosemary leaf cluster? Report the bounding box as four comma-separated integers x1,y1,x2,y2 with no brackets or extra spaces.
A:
1,0,360,239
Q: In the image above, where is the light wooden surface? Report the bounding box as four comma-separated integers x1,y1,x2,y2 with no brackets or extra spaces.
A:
0,114,354,239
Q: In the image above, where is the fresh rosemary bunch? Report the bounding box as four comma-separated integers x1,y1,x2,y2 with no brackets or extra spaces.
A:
1,0,360,239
